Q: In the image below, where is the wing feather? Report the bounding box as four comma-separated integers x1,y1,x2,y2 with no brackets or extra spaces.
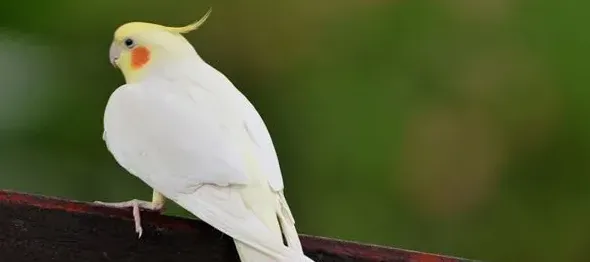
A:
187,63,286,191
104,82,249,196
104,72,308,260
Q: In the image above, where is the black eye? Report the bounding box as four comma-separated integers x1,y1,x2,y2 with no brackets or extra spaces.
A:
124,38,135,48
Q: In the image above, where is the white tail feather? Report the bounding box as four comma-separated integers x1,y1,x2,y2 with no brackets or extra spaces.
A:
277,192,304,253
175,185,314,262
234,240,276,262
235,240,313,262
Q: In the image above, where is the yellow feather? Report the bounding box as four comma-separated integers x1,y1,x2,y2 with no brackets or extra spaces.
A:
165,8,212,34
113,8,212,40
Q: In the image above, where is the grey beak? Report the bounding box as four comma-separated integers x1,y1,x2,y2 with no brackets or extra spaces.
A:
109,42,121,67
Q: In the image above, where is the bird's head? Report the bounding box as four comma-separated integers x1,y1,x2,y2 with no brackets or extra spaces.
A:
109,9,211,83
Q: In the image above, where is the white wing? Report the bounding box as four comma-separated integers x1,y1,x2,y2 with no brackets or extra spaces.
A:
186,63,285,191
104,78,310,261
104,80,249,195
240,98,285,191
186,62,303,251
185,64,302,251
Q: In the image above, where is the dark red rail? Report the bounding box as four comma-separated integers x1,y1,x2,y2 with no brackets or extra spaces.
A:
0,190,476,262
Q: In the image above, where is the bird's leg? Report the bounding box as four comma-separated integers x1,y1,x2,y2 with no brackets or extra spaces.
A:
94,190,166,238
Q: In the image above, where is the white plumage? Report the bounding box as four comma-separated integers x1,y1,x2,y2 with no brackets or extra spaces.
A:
103,55,312,261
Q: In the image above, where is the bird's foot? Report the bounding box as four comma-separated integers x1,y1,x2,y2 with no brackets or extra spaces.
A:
93,199,164,238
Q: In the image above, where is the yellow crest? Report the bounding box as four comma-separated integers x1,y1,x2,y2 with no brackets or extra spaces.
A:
165,8,212,34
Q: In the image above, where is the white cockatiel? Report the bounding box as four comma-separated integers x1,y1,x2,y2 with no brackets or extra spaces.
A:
96,9,314,262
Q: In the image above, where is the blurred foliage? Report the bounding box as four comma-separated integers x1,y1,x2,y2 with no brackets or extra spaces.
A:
1,0,590,261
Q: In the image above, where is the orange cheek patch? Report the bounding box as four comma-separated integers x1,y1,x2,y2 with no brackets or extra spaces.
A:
131,46,150,69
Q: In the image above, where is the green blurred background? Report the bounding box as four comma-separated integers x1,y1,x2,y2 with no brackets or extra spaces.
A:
1,0,589,261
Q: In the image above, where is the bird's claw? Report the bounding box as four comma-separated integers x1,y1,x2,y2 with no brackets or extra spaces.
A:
93,199,161,238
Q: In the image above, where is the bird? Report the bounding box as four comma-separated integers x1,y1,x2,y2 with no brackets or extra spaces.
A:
94,8,314,262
